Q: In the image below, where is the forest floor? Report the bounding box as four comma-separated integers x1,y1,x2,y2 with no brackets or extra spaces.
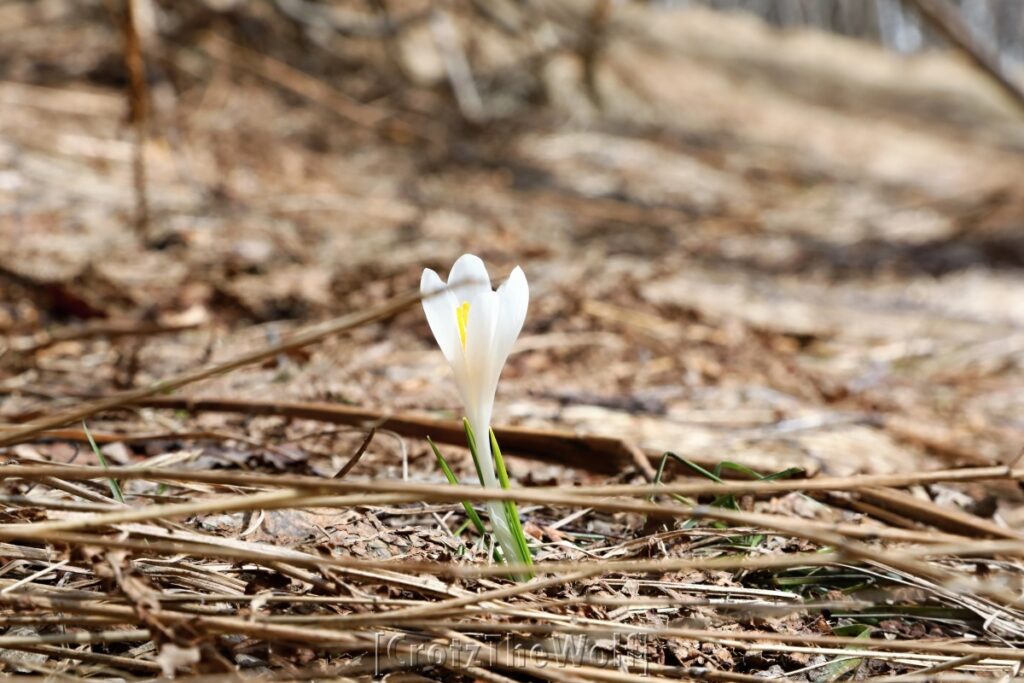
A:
2,1,1024,680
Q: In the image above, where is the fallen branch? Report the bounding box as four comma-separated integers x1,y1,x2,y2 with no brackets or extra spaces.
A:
134,395,664,475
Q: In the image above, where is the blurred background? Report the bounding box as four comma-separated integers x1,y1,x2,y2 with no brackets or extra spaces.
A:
2,0,1023,487
680,0,1024,62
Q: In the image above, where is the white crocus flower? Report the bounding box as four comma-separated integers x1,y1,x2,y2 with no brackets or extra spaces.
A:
421,254,528,563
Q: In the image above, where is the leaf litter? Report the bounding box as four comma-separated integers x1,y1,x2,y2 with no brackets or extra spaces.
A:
1,1,1024,680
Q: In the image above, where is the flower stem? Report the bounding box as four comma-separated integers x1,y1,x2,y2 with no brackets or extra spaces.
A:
490,428,534,578
460,419,533,580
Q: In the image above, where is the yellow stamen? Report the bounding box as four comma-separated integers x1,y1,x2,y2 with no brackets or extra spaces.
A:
456,302,470,349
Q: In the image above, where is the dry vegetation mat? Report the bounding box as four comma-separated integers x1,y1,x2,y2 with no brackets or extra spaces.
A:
1,294,1023,680
2,0,1024,680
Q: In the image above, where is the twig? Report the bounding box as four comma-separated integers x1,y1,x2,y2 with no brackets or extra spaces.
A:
1,469,1018,575
0,528,847,578
0,559,69,594
4,446,1015,506
4,427,323,466
854,486,1022,541
8,589,1021,664
0,494,116,511
431,7,485,122
200,33,432,142
0,462,1021,524
8,318,202,355
882,653,985,679
121,0,150,236
8,642,163,673
379,620,1024,663
904,0,1024,116
579,0,611,108
334,427,375,479
0,288,422,448
0,628,150,648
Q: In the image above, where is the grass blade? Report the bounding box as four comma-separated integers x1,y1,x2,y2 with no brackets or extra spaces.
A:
461,418,486,486
82,421,126,504
812,624,872,682
427,436,487,536
651,453,696,505
653,453,804,545
716,461,805,482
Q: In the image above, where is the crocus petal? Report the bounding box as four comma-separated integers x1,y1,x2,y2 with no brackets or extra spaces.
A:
447,253,492,306
420,268,461,365
464,289,500,486
464,288,499,399
493,266,529,365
